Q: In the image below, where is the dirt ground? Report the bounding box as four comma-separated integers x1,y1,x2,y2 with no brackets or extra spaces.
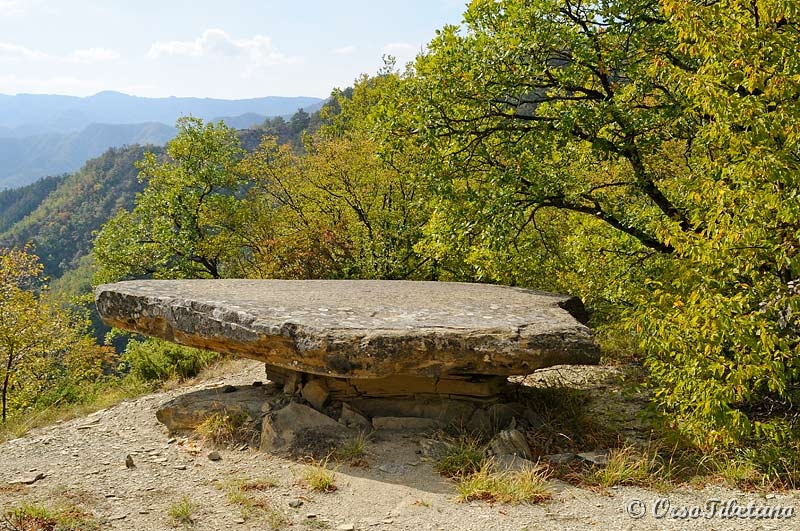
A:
0,359,797,531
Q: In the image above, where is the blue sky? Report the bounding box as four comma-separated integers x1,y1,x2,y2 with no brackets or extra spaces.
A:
0,0,467,99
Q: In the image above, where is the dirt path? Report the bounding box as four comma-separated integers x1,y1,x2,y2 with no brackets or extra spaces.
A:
0,360,797,531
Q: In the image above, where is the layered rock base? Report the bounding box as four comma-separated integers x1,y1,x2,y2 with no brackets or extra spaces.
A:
156,378,540,458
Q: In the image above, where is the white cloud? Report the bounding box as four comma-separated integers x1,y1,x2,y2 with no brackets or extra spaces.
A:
149,28,294,65
0,0,27,16
332,45,357,55
68,47,120,64
0,41,47,61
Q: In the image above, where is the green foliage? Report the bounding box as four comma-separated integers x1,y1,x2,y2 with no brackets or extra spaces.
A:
122,338,218,382
195,411,258,448
240,75,433,280
302,457,337,492
456,462,551,504
94,118,248,282
435,437,487,478
256,105,336,151
334,432,368,462
77,0,799,483
0,246,110,423
587,444,666,489
375,0,800,476
632,0,800,451
221,477,280,523
167,496,196,527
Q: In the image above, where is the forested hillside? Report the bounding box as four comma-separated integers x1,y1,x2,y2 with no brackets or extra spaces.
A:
0,145,157,278
0,104,325,280
0,175,65,233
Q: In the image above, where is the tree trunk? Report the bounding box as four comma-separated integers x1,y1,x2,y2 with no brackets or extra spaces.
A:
2,349,13,422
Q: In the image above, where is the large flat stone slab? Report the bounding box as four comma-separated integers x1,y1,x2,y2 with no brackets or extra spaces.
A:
95,280,599,378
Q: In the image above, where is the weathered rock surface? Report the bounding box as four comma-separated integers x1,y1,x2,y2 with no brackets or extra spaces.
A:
301,379,330,410
156,383,280,432
260,402,352,455
339,403,371,431
95,279,600,379
489,429,533,461
491,454,539,473
8,471,45,485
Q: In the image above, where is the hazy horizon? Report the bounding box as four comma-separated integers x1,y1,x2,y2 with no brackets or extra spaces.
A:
0,0,466,99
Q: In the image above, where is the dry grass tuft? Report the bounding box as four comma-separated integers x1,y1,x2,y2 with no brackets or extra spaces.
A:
456,461,551,504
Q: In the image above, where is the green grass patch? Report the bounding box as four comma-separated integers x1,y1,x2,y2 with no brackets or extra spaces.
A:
167,496,196,527
302,457,337,492
2,502,99,531
584,443,666,489
334,432,369,464
219,476,283,524
435,436,487,478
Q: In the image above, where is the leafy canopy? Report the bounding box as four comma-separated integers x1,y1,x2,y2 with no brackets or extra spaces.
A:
94,118,248,281
385,0,800,454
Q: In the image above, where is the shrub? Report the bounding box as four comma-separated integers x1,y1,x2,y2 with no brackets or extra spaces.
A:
122,338,219,382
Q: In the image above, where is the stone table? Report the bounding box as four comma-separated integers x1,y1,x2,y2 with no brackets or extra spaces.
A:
95,280,599,401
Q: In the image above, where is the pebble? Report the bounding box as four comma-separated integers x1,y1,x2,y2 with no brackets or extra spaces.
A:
234,517,245,524
208,451,222,461
337,525,355,531
289,499,304,508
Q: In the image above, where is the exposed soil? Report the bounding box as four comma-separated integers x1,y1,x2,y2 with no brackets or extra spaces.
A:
0,359,797,531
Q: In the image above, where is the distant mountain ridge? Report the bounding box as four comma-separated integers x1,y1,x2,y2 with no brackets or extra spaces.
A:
0,91,324,137
0,91,324,189
0,122,176,189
